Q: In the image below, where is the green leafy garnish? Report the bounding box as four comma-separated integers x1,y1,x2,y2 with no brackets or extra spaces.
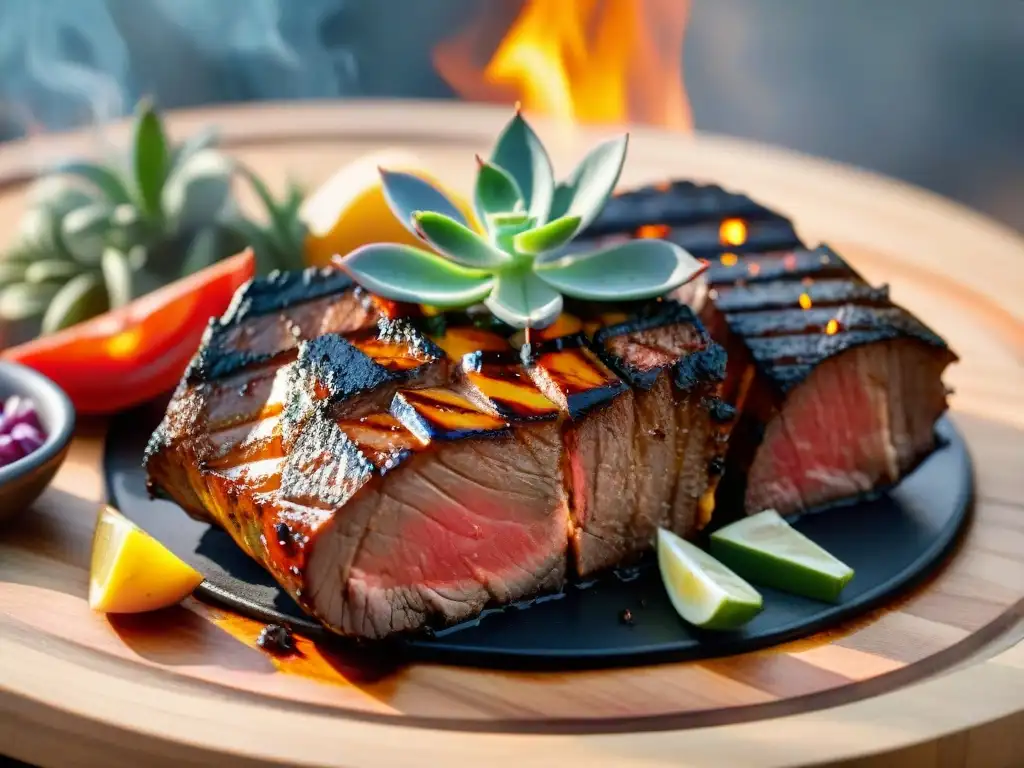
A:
336,109,703,329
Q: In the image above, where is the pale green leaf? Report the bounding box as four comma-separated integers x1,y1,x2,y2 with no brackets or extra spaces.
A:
0,282,60,322
24,260,81,284
41,273,108,334
49,162,131,206
131,99,170,217
484,270,563,329
412,211,511,269
61,203,114,265
547,134,628,231
337,244,493,308
513,215,581,255
474,160,523,227
535,239,705,301
490,111,554,224
162,149,233,233
101,247,134,308
0,262,27,288
169,126,219,175
380,169,468,236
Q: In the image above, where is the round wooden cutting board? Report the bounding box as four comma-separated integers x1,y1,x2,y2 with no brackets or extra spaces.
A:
1,101,1023,768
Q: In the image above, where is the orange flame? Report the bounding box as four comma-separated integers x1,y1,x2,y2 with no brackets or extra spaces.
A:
434,0,693,130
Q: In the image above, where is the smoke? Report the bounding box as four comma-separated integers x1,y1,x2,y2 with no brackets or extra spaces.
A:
0,0,358,141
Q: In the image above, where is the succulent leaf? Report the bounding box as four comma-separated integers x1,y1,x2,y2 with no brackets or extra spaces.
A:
41,273,108,335
412,211,511,269
101,247,134,308
484,270,563,329
474,160,523,227
490,111,554,225
131,99,170,218
169,126,218,175
0,282,61,322
0,261,27,287
547,135,628,231
50,162,131,206
337,244,493,308
379,169,469,237
512,215,581,256
24,260,81,285
162,149,233,233
535,239,705,301
61,203,113,265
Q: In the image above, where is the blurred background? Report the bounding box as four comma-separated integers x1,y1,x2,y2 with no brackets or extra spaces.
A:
0,0,1020,230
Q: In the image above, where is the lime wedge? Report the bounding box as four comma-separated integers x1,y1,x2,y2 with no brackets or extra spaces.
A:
657,528,764,630
709,509,854,603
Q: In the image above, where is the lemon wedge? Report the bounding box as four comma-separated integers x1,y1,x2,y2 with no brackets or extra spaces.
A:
89,505,204,613
657,527,763,630
710,509,854,602
300,149,479,268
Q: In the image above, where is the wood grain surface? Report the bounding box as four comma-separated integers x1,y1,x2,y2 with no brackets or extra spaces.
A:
0,101,1023,767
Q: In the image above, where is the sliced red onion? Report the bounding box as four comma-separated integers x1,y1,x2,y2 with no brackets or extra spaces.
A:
9,423,44,457
0,434,24,467
0,395,43,435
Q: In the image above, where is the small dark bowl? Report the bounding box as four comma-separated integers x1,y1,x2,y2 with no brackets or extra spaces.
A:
0,361,75,524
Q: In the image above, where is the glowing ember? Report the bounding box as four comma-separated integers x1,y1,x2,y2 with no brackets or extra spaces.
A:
799,293,813,310
654,180,672,192
720,252,739,267
825,319,840,335
434,0,693,129
747,262,761,276
783,253,797,270
636,223,671,239
719,218,748,247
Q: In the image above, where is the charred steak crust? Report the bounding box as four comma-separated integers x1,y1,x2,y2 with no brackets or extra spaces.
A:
580,182,957,517
145,268,728,639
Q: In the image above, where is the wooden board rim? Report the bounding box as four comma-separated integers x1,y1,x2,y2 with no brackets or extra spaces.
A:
1,100,1023,767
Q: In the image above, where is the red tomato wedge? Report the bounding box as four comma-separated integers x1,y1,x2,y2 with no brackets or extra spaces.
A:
2,249,255,415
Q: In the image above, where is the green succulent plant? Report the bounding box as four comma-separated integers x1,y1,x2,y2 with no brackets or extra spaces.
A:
228,163,308,275
0,99,247,343
337,110,704,329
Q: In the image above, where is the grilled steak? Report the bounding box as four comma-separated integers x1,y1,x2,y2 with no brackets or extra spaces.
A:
145,268,730,639
578,181,957,516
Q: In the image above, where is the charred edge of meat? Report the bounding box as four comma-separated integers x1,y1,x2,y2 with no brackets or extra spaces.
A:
280,407,375,509
752,325,953,394
296,333,396,404
582,181,793,237
706,245,859,286
371,316,447,362
220,266,353,326
702,396,737,423
674,343,728,391
591,300,718,391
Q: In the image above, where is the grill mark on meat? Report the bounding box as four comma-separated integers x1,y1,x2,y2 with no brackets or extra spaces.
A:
148,234,741,639
712,279,891,314
705,246,853,286
578,180,956,521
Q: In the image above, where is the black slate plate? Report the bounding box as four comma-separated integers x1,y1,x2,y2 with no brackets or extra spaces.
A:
105,399,972,670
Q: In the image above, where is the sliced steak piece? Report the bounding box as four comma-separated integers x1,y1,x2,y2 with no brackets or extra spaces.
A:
147,265,729,639
579,182,957,518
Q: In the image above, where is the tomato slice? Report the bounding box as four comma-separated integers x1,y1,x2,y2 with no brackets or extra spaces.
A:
3,249,255,415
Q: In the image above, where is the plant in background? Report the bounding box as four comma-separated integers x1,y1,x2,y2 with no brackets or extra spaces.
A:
229,163,308,276
0,100,307,347
337,109,704,329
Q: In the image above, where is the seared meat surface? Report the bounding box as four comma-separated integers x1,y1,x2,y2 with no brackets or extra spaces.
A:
146,268,729,639
579,182,957,517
